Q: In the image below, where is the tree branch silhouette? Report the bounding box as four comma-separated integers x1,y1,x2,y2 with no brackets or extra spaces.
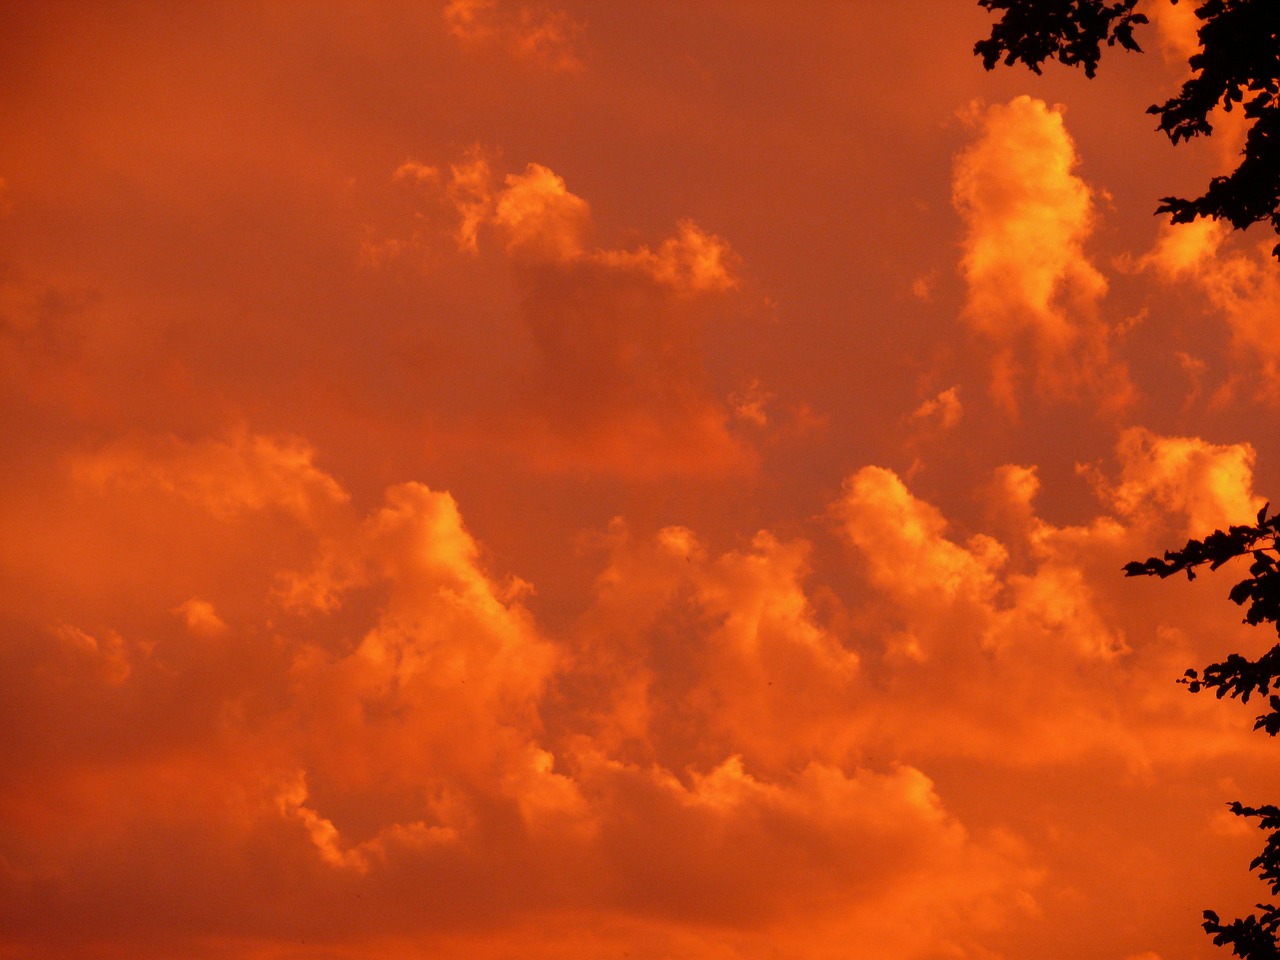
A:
976,0,1280,258
1126,505,1280,957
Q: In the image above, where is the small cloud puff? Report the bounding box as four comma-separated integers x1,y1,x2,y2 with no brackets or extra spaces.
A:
910,386,963,431
173,597,228,637
444,0,585,72
493,163,592,262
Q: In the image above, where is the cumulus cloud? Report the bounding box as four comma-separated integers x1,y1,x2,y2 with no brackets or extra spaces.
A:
6,418,1274,958
829,428,1266,764
564,747,1036,939
594,218,739,295
410,153,739,294
1101,426,1261,535
571,520,862,774
2,440,1058,958
837,465,1006,612
493,162,592,261
953,96,1126,412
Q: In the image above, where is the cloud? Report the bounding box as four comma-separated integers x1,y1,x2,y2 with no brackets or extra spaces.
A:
281,481,580,857
830,432,1264,764
1142,216,1224,280
837,465,1006,612
70,429,349,524
415,153,739,294
172,597,228,637
595,218,739,295
392,160,439,184
493,163,592,261
446,148,496,252
443,0,498,41
49,622,133,685
729,379,772,427
382,153,751,476
910,385,963,430
1101,426,1261,535
5,419,1272,958
565,748,1037,941
1141,220,1280,400
953,97,1125,412
1,443,1053,958
1142,5,1249,168
444,0,585,72
1147,0,1200,63
571,521,862,774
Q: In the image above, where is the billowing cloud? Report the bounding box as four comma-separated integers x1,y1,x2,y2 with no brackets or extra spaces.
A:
410,153,739,294
4,413,1272,960
570,520,862,774
832,429,1263,766
493,162,592,261
5,8,1279,960
838,465,1006,614
1101,426,1262,535
2,436,1058,958
953,96,1125,412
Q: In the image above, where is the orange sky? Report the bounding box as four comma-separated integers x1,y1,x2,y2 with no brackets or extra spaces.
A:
2,2,1279,958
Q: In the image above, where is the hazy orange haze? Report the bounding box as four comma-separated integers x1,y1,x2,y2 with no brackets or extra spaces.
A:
2,3,1279,959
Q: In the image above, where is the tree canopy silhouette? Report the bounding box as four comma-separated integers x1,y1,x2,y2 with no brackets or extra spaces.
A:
1127,507,1280,957
976,0,1280,258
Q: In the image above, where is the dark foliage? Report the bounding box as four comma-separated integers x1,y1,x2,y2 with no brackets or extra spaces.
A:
975,0,1148,78
976,0,1280,258
1125,504,1280,956
1124,504,1280,731
1201,803,1280,959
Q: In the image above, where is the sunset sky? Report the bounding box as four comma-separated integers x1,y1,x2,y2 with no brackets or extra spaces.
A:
4,3,1280,958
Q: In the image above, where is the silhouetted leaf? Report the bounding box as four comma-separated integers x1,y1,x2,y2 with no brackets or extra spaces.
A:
977,0,1280,258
